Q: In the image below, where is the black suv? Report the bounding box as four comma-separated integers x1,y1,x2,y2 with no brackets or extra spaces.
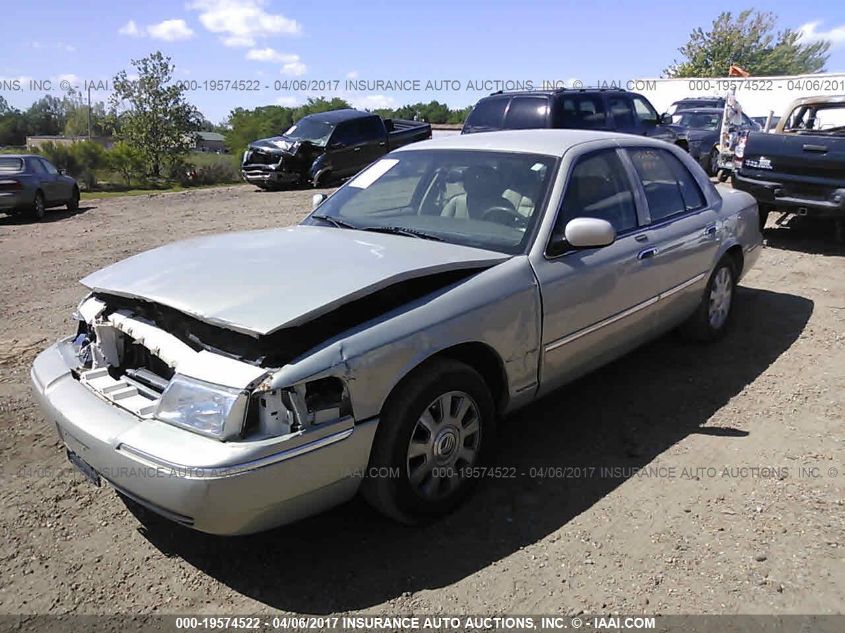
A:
462,88,681,147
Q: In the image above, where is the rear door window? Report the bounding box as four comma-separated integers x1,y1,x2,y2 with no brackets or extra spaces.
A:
464,98,508,131
503,97,549,129
553,94,607,129
358,116,386,141
608,96,637,129
628,148,705,222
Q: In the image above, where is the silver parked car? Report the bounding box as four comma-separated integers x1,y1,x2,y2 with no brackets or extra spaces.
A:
0,155,80,219
31,130,762,534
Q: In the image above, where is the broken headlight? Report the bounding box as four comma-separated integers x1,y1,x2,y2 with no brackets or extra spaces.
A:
155,374,249,440
248,377,351,438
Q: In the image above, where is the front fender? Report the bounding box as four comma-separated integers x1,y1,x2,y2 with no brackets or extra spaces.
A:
265,257,542,420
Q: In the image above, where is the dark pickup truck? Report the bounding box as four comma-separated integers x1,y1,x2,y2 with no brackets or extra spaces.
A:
461,88,682,148
242,109,431,189
733,96,845,237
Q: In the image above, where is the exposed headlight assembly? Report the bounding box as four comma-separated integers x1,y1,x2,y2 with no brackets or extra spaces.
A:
155,374,249,440
248,377,351,439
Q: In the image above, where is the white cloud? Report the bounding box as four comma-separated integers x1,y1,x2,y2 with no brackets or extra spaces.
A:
245,48,307,76
147,19,195,41
798,21,845,47
281,60,307,76
188,0,301,47
118,18,195,41
56,73,81,86
346,70,359,79
349,94,396,110
245,47,298,64
276,95,302,107
118,20,142,37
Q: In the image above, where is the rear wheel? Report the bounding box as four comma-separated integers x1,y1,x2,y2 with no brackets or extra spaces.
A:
67,187,80,212
30,191,46,220
362,358,495,523
680,256,737,342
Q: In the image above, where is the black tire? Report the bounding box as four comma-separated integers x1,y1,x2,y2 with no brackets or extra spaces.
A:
706,147,719,177
67,187,80,212
680,256,737,343
717,169,729,183
362,358,496,524
30,191,46,220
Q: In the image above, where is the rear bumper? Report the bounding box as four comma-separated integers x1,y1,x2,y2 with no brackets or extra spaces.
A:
733,173,845,218
31,340,378,535
0,191,26,211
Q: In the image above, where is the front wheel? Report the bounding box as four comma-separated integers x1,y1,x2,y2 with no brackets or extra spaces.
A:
680,257,737,342
362,358,495,523
67,188,80,212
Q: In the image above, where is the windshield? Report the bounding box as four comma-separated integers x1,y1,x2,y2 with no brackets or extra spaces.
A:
305,149,557,254
0,157,24,172
283,118,334,145
784,104,845,135
670,111,721,130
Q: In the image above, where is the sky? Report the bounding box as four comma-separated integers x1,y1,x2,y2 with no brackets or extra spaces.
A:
3,0,845,123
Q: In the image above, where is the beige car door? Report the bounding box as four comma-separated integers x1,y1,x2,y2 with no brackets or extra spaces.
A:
532,148,665,395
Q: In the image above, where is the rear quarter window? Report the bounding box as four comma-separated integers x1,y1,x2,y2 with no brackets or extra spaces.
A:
0,157,24,172
464,98,508,131
503,97,549,129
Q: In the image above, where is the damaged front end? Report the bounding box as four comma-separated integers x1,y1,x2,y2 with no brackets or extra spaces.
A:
69,295,352,444
241,137,324,188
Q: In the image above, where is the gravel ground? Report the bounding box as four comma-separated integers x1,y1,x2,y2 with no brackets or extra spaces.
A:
0,184,843,616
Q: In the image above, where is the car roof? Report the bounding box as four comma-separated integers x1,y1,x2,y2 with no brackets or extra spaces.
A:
393,129,668,158
674,108,724,114
480,88,628,99
302,109,373,123
674,96,724,102
0,154,38,159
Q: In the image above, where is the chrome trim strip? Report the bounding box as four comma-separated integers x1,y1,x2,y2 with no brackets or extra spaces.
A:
658,272,706,300
545,296,659,352
118,426,355,479
544,272,707,353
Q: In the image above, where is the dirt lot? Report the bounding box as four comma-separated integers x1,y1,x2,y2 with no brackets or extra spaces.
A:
0,185,843,616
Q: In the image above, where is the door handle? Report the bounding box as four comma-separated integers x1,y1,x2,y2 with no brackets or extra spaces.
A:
638,248,658,260
353,147,362,152
634,233,649,242
703,223,717,237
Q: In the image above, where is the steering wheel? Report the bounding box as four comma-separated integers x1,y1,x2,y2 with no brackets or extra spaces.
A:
481,205,528,228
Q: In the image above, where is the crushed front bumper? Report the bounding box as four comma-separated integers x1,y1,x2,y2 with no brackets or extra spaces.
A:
31,340,378,535
241,164,301,188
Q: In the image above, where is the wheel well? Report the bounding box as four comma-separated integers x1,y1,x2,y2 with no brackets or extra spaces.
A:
726,244,744,277
431,343,508,412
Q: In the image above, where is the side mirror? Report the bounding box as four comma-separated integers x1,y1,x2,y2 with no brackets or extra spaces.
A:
659,112,673,125
59,169,67,175
312,193,327,210
564,217,616,249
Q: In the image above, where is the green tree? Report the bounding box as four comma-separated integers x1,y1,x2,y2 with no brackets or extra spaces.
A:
24,95,69,136
110,51,200,177
666,10,830,77
107,141,146,186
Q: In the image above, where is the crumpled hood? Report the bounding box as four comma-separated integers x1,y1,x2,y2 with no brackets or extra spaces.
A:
249,136,299,154
81,225,509,336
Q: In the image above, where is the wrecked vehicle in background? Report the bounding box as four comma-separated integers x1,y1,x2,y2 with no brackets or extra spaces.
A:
32,130,761,535
667,108,759,176
241,109,431,189
733,95,845,238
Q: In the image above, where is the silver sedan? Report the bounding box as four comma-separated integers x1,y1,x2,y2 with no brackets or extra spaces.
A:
0,154,80,219
31,130,762,534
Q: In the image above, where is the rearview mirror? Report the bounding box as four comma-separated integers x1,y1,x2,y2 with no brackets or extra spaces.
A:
659,112,673,124
312,193,327,209
564,217,616,249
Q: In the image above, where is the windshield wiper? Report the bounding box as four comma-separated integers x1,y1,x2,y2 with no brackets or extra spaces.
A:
358,226,443,241
311,214,359,229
